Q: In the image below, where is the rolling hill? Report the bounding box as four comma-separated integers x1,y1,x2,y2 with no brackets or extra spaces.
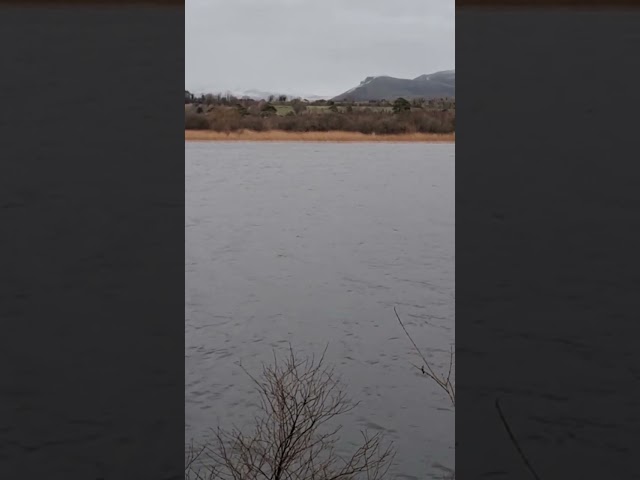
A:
332,70,455,101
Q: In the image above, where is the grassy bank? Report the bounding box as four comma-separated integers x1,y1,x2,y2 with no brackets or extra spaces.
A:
185,129,455,143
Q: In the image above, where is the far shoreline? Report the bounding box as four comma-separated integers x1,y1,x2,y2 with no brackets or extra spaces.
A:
185,129,455,143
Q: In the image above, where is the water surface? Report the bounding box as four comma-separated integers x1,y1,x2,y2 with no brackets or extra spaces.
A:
185,141,455,478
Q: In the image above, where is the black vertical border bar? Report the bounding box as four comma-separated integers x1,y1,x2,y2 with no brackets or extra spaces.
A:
0,3,185,478
456,5,640,479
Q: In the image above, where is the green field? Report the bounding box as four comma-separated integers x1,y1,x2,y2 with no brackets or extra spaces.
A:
306,105,331,113
275,105,294,116
306,105,394,114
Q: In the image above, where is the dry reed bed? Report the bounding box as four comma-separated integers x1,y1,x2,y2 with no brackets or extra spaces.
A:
185,129,455,143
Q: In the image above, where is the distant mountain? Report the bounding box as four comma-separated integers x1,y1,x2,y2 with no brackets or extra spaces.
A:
332,70,455,101
186,87,331,101
239,89,289,100
226,89,330,101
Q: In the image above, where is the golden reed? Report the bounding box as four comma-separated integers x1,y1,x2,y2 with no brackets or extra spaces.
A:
185,130,455,143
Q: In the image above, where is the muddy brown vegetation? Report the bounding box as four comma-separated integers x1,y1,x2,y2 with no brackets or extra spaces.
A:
185,91,455,137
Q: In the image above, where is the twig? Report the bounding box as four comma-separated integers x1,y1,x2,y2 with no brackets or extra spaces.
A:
193,346,394,480
495,397,542,480
185,440,207,471
394,306,455,406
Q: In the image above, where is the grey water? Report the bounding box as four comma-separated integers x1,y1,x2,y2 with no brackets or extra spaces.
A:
185,141,455,478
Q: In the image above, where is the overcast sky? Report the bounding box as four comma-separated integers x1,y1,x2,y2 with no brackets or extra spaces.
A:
185,0,454,98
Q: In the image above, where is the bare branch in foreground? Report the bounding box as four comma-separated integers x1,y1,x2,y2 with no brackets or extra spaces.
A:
394,306,455,406
187,345,395,480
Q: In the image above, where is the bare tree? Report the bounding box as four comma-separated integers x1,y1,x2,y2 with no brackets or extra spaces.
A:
394,307,455,406
186,346,394,480
291,99,306,115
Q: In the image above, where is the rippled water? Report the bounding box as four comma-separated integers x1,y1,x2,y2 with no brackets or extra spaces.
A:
185,141,455,478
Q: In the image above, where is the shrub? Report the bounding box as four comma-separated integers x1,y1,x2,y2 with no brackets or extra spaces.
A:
185,347,395,480
184,98,455,135
392,98,411,114
185,111,209,130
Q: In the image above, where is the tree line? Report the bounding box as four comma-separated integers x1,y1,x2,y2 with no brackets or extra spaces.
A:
185,90,455,135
